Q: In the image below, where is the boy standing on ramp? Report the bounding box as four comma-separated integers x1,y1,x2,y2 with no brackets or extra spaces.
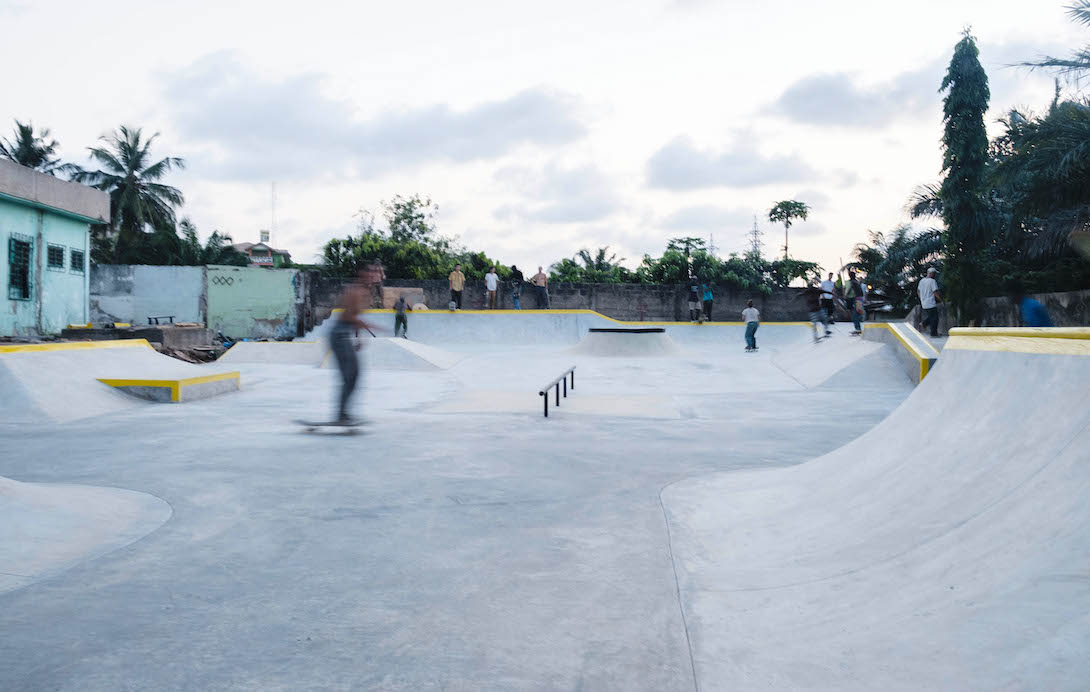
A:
743,300,760,352
393,294,411,338
329,266,381,424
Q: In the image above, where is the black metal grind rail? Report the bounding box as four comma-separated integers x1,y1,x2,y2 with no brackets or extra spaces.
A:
539,366,576,418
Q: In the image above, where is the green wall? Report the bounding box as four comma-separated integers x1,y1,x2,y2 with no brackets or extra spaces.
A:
206,265,300,339
0,200,89,336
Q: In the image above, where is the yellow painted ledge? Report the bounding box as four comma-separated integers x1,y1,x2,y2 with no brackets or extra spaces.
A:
866,322,939,380
946,327,1090,356
98,372,241,402
0,339,154,354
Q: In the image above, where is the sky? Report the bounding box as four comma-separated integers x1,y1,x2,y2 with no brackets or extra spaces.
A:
0,0,1081,275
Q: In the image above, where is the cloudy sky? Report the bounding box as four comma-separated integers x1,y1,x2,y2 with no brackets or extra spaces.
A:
0,0,1080,274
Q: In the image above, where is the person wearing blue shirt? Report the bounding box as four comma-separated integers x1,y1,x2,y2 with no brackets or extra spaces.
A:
700,282,714,321
1008,279,1054,327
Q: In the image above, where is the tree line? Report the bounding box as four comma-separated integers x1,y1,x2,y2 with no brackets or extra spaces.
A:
0,124,248,267
848,6,1090,319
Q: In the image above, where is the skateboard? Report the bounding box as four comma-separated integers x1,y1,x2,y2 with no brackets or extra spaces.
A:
294,419,364,434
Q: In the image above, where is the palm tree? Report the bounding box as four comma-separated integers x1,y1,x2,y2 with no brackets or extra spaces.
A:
845,225,944,312
0,120,73,175
1019,1,1090,79
70,126,185,263
768,200,811,260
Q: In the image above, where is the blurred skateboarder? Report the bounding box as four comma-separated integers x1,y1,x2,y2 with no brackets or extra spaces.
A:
821,272,837,323
330,265,380,424
1008,279,1054,327
800,281,831,342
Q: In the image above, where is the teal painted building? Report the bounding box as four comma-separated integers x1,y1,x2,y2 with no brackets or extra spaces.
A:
0,159,110,336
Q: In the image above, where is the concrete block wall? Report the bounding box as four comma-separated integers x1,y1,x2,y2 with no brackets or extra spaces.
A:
321,278,813,322
90,265,305,339
90,265,205,325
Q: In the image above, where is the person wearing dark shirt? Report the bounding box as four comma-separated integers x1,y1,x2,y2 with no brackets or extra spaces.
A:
509,264,524,310
1009,279,1054,327
845,270,865,335
688,278,701,322
393,294,411,338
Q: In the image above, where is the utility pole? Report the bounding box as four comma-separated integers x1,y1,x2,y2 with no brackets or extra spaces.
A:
708,233,719,258
270,182,277,248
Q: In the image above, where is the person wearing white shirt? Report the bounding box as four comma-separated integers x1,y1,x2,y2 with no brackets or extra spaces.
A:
820,272,837,323
485,267,499,309
917,267,942,337
742,300,760,352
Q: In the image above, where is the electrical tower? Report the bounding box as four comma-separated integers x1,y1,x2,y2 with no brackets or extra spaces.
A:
708,233,719,258
747,216,764,259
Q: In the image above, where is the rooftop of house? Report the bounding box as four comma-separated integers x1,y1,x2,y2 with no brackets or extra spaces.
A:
232,242,292,258
0,159,110,224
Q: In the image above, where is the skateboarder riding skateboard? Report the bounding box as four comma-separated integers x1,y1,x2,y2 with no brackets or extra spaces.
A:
327,264,381,425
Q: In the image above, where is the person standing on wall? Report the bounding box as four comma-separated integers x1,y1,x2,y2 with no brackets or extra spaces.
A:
509,264,524,310
448,263,466,310
532,266,549,309
687,276,701,322
393,293,411,338
845,270,865,335
701,281,714,321
485,266,499,309
820,272,837,323
917,267,943,337
369,259,386,309
329,265,380,424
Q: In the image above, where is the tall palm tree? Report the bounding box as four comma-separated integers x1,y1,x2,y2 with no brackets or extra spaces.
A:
70,126,185,263
1020,1,1090,78
0,120,73,175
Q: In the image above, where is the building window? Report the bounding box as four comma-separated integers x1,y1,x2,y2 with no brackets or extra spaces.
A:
47,244,66,270
70,249,85,274
8,234,32,301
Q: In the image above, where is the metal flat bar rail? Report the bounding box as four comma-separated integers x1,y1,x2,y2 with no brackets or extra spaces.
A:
538,366,576,418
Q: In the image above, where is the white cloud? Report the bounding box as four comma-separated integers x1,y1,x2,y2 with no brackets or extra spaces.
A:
163,53,587,181
492,162,621,224
646,136,817,190
660,205,753,231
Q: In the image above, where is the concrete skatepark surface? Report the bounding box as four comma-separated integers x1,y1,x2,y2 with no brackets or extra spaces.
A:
1,313,1086,690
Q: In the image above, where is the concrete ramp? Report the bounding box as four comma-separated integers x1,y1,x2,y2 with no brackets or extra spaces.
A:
0,341,239,423
0,474,171,594
571,328,682,357
771,333,889,388
661,327,1090,690
219,341,323,365
317,337,464,371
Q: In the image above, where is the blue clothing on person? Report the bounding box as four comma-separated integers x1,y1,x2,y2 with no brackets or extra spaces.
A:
1020,297,1053,327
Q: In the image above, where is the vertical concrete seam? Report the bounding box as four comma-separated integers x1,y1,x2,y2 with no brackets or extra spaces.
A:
658,487,701,692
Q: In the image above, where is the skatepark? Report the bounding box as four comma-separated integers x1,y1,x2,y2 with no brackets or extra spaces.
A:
1,311,1088,690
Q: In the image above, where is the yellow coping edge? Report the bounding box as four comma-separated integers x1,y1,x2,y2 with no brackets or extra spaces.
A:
946,327,1090,356
0,339,154,354
97,372,240,402
331,307,810,326
866,322,939,380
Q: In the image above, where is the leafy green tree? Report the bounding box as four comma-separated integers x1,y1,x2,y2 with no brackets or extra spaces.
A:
384,194,441,245
938,30,991,323
179,218,249,266
767,200,810,260
70,126,186,264
846,226,944,312
0,120,74,175
665,237,706,257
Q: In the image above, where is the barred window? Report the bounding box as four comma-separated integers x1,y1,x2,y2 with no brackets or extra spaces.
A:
70,249,85,274
8,236,32,300
47,244,66,270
